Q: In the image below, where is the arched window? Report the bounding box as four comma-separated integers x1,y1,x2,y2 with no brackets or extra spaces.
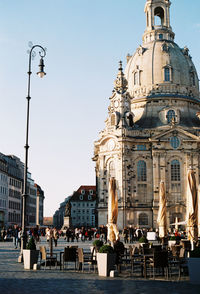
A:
167,110,176,123
147,12,149,27
137,160,147,181
154,7,164,26
111,114,115,126
171,160,180,181
139,213,148,226
134,71,139,85
164,67,170,81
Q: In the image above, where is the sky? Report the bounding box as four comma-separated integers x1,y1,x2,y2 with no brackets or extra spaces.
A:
0,0,200,217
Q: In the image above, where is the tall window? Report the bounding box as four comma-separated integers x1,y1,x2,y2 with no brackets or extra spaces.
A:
164,67,170,81
171,160,181,202
137,160,147,181
167,110,176,123
171,160,180,181
134,71,139,85
139,213,148,226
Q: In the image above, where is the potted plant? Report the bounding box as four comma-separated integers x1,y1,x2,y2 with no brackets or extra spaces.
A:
188,247,200,284
139,236,148,246
92,240,103,252
97,245,116,277
168,235,177,248
23,237,39,270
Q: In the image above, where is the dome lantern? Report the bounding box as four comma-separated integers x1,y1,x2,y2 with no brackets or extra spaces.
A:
143,0,174,44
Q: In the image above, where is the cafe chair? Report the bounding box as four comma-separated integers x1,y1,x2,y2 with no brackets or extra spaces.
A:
62,247,77,270
39,246,58,270
78,248,96,272
148,251,169,279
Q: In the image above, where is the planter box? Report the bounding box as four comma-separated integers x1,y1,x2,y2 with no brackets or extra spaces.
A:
188,258,200,284
23,249,39,270
97,253,116,277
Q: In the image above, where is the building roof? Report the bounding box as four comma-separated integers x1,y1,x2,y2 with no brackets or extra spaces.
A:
70,185,96,202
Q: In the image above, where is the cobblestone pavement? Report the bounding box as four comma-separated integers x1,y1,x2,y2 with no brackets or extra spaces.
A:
0,238,199,294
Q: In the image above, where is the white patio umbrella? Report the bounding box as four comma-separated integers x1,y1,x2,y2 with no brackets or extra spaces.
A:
198,184,200,237
186,169,198,244
107,177,119,244
157,181,167,238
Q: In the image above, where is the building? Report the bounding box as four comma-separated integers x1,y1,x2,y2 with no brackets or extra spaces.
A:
93,0,200,230
70,186,97,228
35,183,45,226
43,217,53,227
53,196,71,228
4,155,23,227
0,155,8,228
0,152,45,229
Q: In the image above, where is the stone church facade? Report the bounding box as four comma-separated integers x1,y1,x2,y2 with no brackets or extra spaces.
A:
93,0,200,231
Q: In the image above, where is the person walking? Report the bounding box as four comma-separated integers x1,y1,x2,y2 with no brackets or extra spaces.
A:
53,228,59,247
13,225,19,249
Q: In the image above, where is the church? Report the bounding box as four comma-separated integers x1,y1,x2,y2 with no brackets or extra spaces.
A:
93,0,200,230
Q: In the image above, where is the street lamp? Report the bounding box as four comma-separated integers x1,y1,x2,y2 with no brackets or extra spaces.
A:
18,44,46,262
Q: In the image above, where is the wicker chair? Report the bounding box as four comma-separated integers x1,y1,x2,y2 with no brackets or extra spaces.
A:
78,248,96,272
148,251,168,279
39,246,57,270
62,247,77,270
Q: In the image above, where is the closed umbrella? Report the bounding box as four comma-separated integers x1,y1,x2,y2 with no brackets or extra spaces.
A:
198,185,200,237
187,169,198,244
157,181,167,238
107,177,119,244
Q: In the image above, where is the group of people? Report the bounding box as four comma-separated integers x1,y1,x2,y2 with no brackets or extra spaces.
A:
0,225,22,249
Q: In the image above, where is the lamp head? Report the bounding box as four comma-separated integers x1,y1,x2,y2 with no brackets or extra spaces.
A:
37,57,46,78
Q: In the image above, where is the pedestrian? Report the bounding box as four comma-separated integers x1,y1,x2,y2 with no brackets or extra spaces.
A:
13,225,19,249
46,227,50,242
53,228,59,247
18,228,22,248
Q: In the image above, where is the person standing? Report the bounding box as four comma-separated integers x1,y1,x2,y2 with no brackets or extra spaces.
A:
13,225,19,249
53,228,59,247
18,228,22,248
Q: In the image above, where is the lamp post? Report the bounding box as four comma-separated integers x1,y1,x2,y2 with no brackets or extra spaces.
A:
18,44,46,262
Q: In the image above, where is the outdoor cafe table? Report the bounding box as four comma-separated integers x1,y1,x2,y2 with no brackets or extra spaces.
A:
59,248,91,270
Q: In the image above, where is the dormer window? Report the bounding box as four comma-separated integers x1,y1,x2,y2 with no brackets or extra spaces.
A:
89,190,93,195
81,190,85,195
79,195,83,200
164,67,170,81
88,195,92,200
134,71,139,85
133,66,141,86
167,110,176,124
163,65,172,82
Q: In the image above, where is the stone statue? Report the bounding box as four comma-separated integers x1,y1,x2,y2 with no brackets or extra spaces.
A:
64,201,71,217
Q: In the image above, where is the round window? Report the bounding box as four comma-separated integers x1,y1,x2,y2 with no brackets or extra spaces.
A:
170,136,180,149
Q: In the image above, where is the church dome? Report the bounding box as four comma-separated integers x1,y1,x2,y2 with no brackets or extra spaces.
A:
125,0,199,100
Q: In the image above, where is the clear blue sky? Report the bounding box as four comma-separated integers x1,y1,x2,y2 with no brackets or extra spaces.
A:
0,0,199,216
